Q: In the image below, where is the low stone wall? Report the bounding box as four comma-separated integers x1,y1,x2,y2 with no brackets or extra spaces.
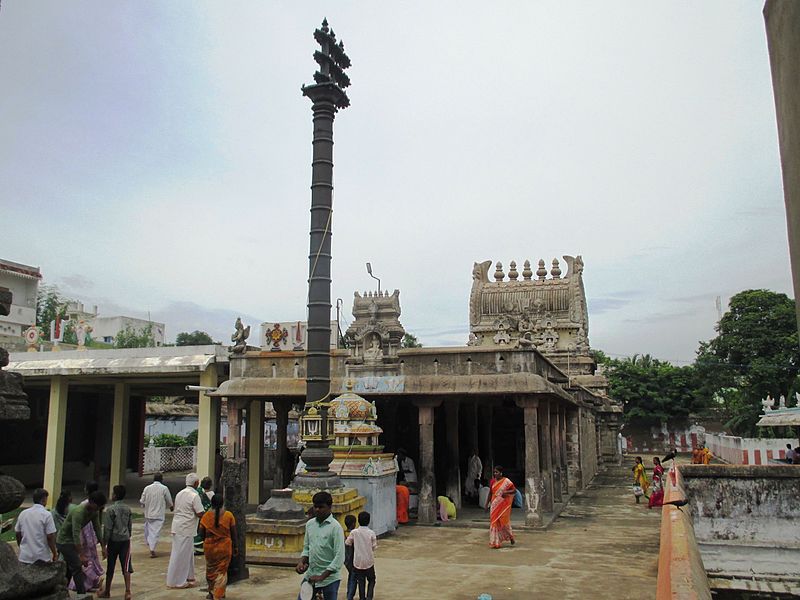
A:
705,433,798,465
656,466,712,600
681,464,800,546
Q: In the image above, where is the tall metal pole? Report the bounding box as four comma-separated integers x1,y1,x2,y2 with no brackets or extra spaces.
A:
294,19,350,489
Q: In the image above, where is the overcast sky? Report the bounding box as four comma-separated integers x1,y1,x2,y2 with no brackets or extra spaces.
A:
0,1,791,363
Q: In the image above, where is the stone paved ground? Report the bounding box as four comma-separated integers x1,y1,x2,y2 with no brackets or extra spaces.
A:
70,457,662,599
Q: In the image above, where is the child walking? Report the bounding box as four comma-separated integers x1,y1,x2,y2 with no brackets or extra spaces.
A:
345,511,377,600
98,485,133,600
344,514,357,600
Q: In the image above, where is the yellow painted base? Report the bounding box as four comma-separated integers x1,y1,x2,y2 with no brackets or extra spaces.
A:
245,486,367,567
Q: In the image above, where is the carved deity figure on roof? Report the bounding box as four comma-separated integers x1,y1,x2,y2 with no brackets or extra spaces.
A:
230,317,251,354
363,334,384,363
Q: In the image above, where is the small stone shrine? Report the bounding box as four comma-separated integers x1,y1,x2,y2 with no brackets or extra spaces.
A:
327,382,397,535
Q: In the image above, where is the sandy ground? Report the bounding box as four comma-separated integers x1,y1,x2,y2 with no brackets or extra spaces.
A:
60,456,662,600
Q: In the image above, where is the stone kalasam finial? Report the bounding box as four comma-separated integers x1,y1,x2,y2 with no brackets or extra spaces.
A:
551,258,561,279
508,261,519,280
494,262,505,281
537,259,547,280
522,260,532,280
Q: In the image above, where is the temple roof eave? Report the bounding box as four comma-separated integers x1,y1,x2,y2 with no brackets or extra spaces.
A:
210,373,575,403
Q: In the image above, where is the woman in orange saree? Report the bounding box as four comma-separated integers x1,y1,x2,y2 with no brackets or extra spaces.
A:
199,495,238,600
487,466,516,549
396,482,409,524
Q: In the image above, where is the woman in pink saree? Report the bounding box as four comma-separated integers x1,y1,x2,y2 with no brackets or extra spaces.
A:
648,457,665,509
486,466,516,549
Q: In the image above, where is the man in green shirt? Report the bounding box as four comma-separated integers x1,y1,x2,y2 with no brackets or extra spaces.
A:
55,490,106,595
295,491,344,600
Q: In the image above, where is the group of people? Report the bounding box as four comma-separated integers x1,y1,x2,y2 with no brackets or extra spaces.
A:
164,472,238,600
632,456,665,508
691,445,713,465
15,482,131,599
13,472,237,600
296,491,378,600
784,443,800,464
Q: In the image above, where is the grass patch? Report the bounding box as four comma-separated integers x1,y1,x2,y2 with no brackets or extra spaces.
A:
0,508,22,542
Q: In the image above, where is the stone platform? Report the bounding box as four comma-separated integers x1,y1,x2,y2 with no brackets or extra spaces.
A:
246,486,366,566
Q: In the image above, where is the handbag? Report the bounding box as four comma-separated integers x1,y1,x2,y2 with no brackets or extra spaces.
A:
632,484,644,497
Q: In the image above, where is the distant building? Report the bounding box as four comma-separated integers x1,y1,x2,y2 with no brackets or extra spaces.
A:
0,258,41,337
65,301,166,346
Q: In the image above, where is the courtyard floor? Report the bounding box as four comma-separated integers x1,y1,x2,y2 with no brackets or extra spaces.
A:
73,456,662,599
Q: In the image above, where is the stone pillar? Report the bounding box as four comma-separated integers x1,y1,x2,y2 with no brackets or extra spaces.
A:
566,407,582,492
538,400,553,513
274,398,291,490
196,364,220,479
248,399,264,504
415,399,441,524
559,404,569,497
227,399,244,459
550,403,562,503
221,458,249,583
478,404,493,479
109,383,130,496
43,376,68,509
516,397,542,526
445,400,461,509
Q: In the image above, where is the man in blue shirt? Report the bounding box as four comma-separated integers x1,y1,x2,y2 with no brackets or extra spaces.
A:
296,491,344,600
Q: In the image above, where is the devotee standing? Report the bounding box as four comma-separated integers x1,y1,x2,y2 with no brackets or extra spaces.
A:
632,456,650,503
395,482,409,525
345,511,377,600
140,472,173,558
648,458,665,509
486,466,516,549
15,488,57,564
464,449,482,502
56,491,107,596
166,473,204,589
51,490,74,534
295,491,345,600
70,481,105,593
98,485,133,600
199,494,238,600
194,476,215,555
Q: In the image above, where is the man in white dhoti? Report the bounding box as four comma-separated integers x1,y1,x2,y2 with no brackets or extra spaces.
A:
464,449,482,500
140,472,173,558
165,473,204,589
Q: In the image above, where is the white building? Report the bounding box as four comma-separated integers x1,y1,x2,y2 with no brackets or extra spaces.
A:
65,301,166,346
0,259,41,337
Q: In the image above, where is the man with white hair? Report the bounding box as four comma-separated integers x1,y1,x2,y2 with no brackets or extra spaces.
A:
165,473,204,589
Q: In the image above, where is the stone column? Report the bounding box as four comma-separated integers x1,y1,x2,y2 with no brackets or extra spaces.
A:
559,405,569,495
566,407,582,492
247,399,264,504
538,400,554,513
415,398,441,524
478,404,493,479
550,403,562,503
109,383,130,496
445,400,461,509
464,401,479,456
222,458,249,583
274,398,291,490
227,399,244,460
196,364,220,478
516,397,542,526
43,376,68,509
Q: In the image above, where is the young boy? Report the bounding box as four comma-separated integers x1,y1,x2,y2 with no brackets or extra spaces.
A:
98,485,133,600
345,511,377,600
344,514,357,600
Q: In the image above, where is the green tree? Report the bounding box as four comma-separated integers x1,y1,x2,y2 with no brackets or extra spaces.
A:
36,285,71,341
695,289,799,436
607,356,698,426
175,330,214,346
401,333,422,348
184,429,198,446
114,323,156,348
